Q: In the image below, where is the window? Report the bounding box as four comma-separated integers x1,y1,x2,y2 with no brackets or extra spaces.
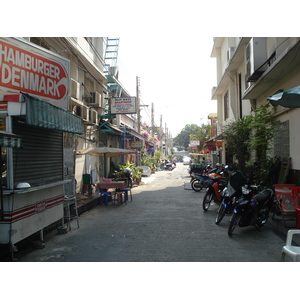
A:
30,37,50,50
224,92,229,120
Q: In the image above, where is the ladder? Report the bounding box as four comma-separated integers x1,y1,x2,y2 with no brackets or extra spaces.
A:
63,195,79,231
104,37,120,73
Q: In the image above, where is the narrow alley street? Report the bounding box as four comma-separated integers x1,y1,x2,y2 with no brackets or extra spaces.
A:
18,163,285,262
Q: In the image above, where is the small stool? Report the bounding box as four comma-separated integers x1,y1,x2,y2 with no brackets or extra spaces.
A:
100,188,116,206
115,191,124,205
101,192,111,206
281,229,300,261
120,188,132,202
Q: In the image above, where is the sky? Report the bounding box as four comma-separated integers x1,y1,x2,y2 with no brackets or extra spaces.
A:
117,36,217,137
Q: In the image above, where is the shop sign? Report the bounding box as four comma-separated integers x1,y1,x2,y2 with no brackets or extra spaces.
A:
111,97,136,114
190,140,200,146
0,38,70,109
131,141,143,148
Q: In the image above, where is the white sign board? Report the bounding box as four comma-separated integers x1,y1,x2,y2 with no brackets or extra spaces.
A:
0,37,70,109
111,97,136,114
190,140,200,146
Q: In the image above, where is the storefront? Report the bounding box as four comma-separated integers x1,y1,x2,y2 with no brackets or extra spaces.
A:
0,37,82,248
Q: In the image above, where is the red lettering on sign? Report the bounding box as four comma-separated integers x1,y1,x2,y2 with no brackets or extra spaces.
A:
0,40,68,100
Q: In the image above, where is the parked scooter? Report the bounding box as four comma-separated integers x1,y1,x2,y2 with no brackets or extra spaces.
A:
160,159,175,171
215,170,257,225
191,173,210,191
190,166,212,192
202,165,228,211
124,167,133,188
227,187,274,236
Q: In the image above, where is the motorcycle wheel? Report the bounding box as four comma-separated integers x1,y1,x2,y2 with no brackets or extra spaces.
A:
215,203,226,225
228,213,240,236
192,180,203,192
203,190,213,211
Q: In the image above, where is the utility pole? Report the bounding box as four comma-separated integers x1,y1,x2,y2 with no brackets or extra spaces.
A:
151,103,154,138
136,76,141,133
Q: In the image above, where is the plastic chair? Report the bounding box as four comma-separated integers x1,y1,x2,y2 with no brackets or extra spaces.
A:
281,229,300,261
272,184,296,227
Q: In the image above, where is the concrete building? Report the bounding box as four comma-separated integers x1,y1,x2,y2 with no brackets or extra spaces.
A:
211,37,300,183
0,37,145,251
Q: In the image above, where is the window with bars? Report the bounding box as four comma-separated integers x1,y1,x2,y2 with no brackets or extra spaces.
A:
274,120,290,158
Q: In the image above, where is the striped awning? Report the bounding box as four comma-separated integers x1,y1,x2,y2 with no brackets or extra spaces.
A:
0,131,21,148
24,93,83,134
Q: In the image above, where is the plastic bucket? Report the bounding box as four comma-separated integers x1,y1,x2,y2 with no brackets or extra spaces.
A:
82,174,91,184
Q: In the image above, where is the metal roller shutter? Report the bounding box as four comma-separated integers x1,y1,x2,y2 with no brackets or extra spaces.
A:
12,117,63,187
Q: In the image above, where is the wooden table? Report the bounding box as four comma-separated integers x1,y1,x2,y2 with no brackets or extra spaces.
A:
97,181,125,205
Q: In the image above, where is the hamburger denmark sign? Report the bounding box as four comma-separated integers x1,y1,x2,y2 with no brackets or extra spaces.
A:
0,37,70,109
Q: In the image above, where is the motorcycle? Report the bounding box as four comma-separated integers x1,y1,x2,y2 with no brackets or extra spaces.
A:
191,173,210,192
227,187,274,236
160,160,175,171
123,167,133,188
202,165,228,211
215,170,257,225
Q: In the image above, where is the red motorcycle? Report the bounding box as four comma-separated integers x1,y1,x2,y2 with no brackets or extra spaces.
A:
202,166,228,211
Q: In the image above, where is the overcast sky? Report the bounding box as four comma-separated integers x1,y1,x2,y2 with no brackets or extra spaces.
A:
117,35,217,137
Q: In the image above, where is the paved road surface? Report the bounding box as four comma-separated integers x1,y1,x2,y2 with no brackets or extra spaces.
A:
18,163,285,262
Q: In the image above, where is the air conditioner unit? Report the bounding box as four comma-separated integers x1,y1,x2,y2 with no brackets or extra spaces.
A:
211,86,217,97
89,91,102,107
81,105,89,122
246,38,268,82
227,47,235,62
74,104,88,121
89,109,98,125
71,79,80,100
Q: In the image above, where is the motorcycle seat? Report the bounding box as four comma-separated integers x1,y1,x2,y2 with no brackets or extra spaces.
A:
254,189,273,202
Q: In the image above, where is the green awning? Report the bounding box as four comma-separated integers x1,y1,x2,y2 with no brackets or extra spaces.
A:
24,93,82,134
268,85,300,108
0,131,21,148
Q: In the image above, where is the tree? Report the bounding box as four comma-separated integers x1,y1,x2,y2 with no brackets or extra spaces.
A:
190,123,211,151
222,103,280,185
248,104,279,163
222,115,252,173
173,123,211,151
173,124,197,150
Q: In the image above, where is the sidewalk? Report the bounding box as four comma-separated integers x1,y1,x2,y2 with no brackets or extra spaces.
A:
75,176,153,215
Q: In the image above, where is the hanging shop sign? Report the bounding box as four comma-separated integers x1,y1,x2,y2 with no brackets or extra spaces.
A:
130,140,143,148
190,140,200,146
111,97,136,114
0,37,70,109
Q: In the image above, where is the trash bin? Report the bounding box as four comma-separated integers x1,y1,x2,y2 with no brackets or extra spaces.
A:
296,207,300,229
82,174,91,184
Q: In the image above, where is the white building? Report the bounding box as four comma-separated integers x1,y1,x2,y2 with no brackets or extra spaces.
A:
211,37,300,184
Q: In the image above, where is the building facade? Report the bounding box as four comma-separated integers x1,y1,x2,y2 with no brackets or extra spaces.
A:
0,37,146,250
211,37,300,183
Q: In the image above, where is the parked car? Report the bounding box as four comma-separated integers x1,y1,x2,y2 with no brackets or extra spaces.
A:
183,156,191,165
137,166,151,177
